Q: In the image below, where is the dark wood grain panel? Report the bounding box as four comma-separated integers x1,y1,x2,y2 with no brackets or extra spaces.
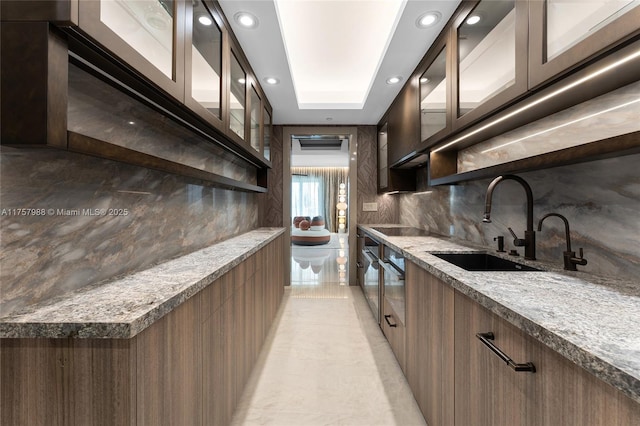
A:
405,262,455,426
135,294,202,426
1,23,68,147
0,0,78,24
454,290,640,425
0,339,66,426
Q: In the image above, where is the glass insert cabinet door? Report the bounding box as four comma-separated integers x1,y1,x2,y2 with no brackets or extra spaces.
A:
190,0,222,120
229,51,246,140
546,0,640,61
529,0,640,87
79,0,185,100
420,47,447,142
250,86,261,152
457,0,516,117
378,123,388,190
100,0,175,78
263,108,272,161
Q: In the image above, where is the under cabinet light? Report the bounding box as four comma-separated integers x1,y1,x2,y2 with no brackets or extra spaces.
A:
432,47,640,153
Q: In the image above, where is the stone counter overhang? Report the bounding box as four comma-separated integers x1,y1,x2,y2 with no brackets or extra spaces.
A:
0,228,285,339
359,224,640,405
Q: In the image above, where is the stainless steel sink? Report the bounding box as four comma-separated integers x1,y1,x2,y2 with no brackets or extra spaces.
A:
432,253,541,271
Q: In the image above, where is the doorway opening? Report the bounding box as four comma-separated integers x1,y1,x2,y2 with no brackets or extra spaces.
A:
284,130,357,289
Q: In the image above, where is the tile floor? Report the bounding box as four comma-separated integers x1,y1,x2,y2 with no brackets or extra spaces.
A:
230,235,426,426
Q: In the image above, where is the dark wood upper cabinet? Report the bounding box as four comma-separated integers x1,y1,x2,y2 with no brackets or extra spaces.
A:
77,0,186,101
184,0,225,129
263,108,272,162
452,0,528,130
387,76,421,166
528,0,640,89
377,121,417,194
249,84,262,154
417,34,451,151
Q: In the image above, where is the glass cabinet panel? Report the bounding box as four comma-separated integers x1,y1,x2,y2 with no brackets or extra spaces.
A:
190,1,222,118
100,0,175,79
420,48,447,141
250,86,261,152
229,52,246,140
263,108,272,161
546,0,640,61
458,0,515,117
378,124,388,189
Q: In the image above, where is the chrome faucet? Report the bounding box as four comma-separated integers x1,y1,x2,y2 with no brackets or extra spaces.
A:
483,175,536,260
537,213,588,271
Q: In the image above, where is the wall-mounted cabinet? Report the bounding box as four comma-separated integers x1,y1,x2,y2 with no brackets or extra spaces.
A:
377,122,416,194
70,0,273,167
378,0,640,188
185,0,224,129
77,0,186,101
529,0,640,88
452,0,528,130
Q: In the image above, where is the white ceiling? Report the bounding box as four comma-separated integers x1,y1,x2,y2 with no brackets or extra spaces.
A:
218,0,462,125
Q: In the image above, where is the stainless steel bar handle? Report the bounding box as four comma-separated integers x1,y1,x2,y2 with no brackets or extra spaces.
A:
384,314,397,327
476,332,536,373
379,260,405,281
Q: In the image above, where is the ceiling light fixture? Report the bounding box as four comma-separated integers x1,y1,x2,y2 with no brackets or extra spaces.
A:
386,76,402,84
198,15,213,26
264,77,279,85
466,15,481,25
416,11,441,28
234,11,259,29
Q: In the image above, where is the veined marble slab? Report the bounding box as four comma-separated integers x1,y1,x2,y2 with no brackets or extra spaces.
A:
360,224,640,405
0,228,285,339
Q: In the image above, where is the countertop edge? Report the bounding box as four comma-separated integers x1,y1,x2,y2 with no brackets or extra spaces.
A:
358,224,640,405
0,228,285,339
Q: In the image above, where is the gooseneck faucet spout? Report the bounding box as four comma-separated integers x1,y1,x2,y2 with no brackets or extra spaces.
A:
483,175,536,260
537,212,587,271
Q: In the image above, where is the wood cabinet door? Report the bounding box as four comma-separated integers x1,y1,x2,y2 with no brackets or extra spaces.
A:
528,0,640,89
405,262,455,426
454,290,640,425
77,0,186,101
387,78,421,166
382,297,406,373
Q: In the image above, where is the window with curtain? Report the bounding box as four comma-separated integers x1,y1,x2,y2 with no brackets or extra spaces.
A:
291,167,348,232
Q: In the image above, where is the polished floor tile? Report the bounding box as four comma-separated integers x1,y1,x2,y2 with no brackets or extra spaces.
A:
230,242,426,426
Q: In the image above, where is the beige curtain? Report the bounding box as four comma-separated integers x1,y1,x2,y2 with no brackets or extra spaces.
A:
291,167,348,232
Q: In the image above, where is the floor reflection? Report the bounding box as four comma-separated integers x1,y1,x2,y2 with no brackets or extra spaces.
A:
290,233,348,286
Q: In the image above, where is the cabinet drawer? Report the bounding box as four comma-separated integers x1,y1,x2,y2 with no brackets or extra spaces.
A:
382,297,406,374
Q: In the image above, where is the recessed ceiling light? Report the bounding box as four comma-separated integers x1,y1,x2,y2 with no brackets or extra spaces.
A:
416,11,441,28
466,15,481,25
420,77,429,83
234,11,258,29
386,76,402,84
238,78,246,84
264,77,280,85
198,15,213,26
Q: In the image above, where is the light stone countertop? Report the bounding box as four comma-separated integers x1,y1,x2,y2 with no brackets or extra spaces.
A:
359,224,640,405
0,228,285,339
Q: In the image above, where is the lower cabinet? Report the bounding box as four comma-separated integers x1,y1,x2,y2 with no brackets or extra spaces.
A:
405,261,455,426
401,261,640,426
454,290,640,426
0,235,285,426
381,297,406,374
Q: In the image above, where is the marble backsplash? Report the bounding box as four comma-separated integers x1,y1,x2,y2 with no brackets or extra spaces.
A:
399,153,640,281
0,146,257,316
67,63,256,184
458,81,640,172
357,126,399,224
